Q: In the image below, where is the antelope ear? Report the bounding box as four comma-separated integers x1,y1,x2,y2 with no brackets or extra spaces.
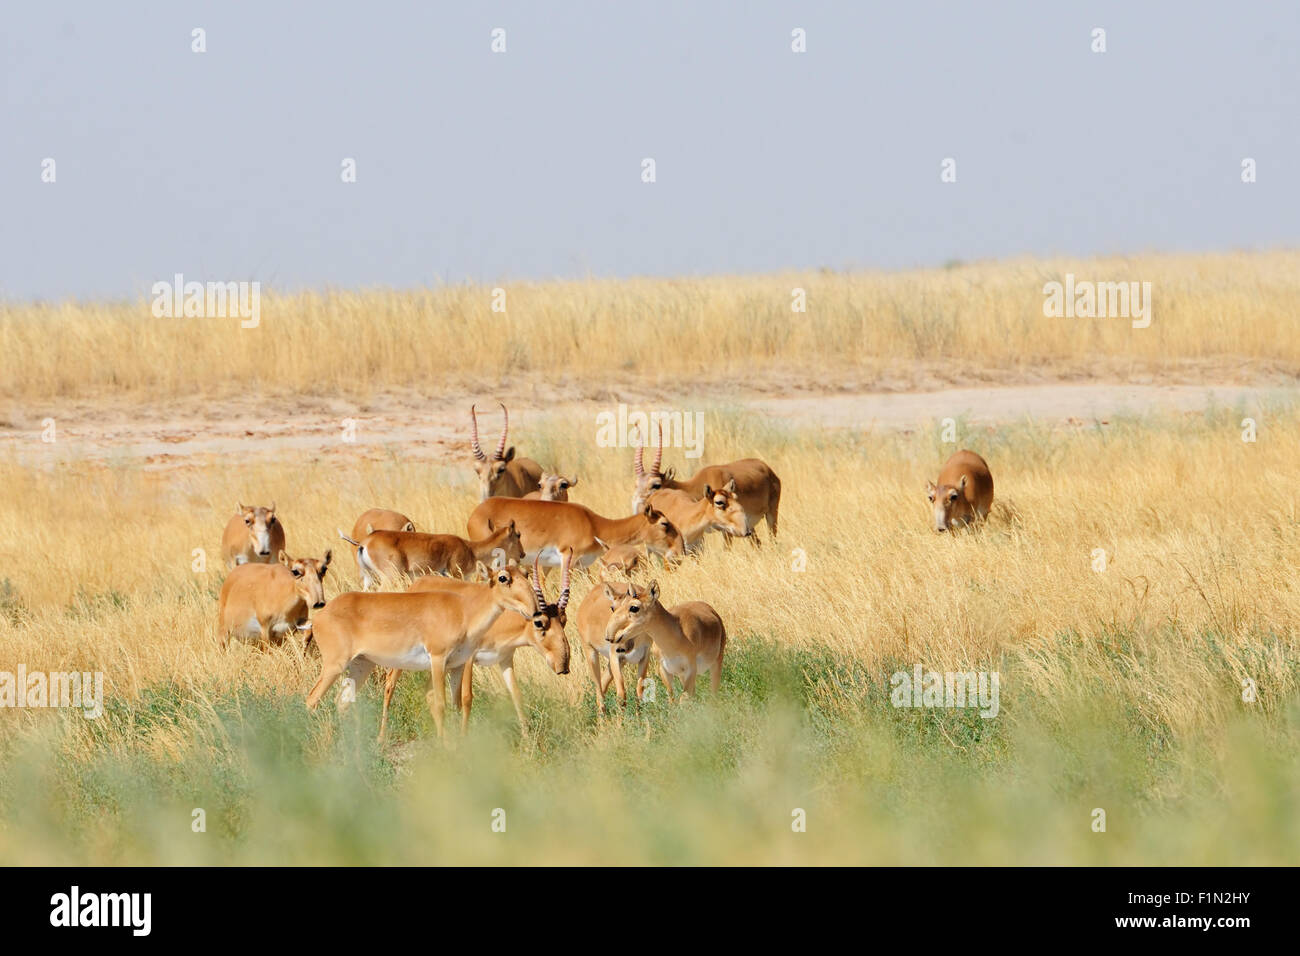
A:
502,446,516,463
603,583,618,606
277,550,291,566
402,521,415,532
959,475,968,490
321,549,332,572
476,561,491,581
269,501,276,514
646,581,660,603
365,524,375,536
724,478,737,494
703,485,713,499
508,520,517,534
925,480,936,493
567,476,578,487
486,518,495,532
642,503,655,518
237,502,246,514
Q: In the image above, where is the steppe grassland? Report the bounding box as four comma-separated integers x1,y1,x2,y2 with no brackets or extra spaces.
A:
2,251,1299,404
1,397,1298,863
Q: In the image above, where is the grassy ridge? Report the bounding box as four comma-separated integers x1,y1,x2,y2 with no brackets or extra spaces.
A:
3,251,1299,402
2,404,1298,863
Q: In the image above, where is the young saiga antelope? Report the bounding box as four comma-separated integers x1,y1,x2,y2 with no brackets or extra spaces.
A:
576,577,655,714
306,562,538,739
221,502,286,568
218,549,331,649
604,580,726,701
350,508,416,541
392,551,573,737
523,473,578,501
470,402,543,500
926,450,994,532
338,521,525,588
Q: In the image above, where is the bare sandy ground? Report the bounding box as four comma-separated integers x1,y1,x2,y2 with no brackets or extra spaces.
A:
1,381,1292,470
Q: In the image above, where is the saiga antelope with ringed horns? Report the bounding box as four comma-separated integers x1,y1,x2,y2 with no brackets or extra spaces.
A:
632,424,781,545
470,402,543,500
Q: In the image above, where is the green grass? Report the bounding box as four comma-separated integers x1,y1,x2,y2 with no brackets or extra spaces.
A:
3,635,1297,865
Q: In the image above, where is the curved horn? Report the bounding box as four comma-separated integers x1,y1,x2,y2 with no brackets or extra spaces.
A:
558,548,573,612
495,402,509,460
531,553,546,608
653,422,663,475
470,405,487,461
633,423,644,476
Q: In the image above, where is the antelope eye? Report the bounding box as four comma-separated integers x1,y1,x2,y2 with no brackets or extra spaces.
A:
926,492,935,502
244,517,253,525
629,605,641,614
948,492,959,502
292,568,303,577
497,574,509,584
533,617,545,629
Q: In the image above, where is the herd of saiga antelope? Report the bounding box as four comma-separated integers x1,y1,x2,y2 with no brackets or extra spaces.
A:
217,403,994,740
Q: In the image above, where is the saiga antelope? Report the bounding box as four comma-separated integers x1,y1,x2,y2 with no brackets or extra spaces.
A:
646,481,749,552
350,508,415,542
393,551,573,737
306,562,538,739
576,577,656,714
221,502,286,569
926,450,994,532
523,473,578,501
596,541,644,575
466,498,685,568
218,549,331,649
605,580,726,700
632,425,780,544
470,402,543,500
338,521,524,588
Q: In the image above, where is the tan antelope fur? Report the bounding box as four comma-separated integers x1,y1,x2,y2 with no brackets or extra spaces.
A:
350,508,416,542
926,450,994,532
605,580,726,700
576,578,656,714
596,541,645,575
305,562,539,739
470,402,543,500
523,473,578,501
221,502,286,569
391,551,573,737
631,424,780,544
218,549,331,649
467,498,685,568
338,522,524,588
647,482,749,552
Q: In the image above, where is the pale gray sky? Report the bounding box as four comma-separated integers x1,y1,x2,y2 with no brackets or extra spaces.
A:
3,1,1297,301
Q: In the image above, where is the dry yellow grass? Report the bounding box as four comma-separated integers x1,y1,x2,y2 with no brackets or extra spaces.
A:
3,250,1298,404
2,254,1298,864
2,406,1296,738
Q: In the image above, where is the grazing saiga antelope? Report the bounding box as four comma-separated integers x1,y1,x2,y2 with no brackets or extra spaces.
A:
576,577,656,714
926,450,994,532
466,498,685,568
337,521,525,589
631,425,781,544
394,551,573,737
221,502,286,568
647,481,749,552
523,473,578,501
596,541,644,575
218,549,331,649
470,402,543,500
306,562,539,739
350,508,415,542
605,580,727,701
